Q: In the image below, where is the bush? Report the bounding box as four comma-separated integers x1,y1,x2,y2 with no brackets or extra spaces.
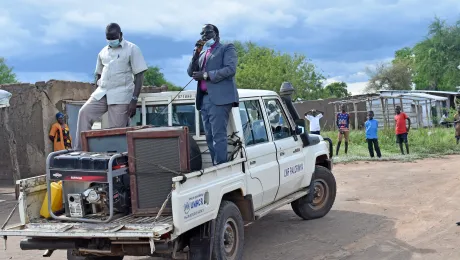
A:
321,127,460,163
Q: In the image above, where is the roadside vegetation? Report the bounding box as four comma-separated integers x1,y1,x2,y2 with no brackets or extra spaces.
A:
321,127,460,163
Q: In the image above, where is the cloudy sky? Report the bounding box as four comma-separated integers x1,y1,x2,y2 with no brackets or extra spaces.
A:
2,0,460,95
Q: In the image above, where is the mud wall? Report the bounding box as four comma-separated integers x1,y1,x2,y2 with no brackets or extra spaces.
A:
0,80,92,182
294,98,368,131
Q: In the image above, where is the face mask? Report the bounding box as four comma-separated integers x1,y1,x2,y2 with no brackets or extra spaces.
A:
107,39,120,47
204,38,215,48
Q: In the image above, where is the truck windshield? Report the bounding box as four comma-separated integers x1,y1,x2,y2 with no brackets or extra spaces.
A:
130,103,204,134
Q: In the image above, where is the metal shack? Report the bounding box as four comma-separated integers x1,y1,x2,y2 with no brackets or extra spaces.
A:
368,91,448,128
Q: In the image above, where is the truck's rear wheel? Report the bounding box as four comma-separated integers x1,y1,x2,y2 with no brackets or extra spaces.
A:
67,250,124,260
291,166,336,220
212,201,244,260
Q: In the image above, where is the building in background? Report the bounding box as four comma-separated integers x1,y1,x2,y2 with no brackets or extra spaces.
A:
293,90,460,131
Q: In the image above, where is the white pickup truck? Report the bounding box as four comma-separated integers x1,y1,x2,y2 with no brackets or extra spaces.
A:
0,83,335,260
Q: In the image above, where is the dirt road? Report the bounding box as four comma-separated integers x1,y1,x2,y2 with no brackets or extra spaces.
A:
2,156,460,260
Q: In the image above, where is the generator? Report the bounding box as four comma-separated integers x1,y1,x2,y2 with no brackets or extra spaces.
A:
46,151,130,223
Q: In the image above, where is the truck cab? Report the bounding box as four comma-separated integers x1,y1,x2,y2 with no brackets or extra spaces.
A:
0,85,336,260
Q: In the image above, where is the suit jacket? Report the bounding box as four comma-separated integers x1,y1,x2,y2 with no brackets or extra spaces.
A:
187,42,239,111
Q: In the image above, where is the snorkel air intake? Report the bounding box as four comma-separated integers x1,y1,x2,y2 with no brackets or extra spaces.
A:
279,82,300,121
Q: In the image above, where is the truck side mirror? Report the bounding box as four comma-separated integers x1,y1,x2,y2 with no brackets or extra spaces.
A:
296,126,304,135
294,119,306,135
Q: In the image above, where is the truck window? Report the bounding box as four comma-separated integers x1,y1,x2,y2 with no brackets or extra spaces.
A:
239,100,269,146
264,99,292,140
130,106,143,126
131,104,204,134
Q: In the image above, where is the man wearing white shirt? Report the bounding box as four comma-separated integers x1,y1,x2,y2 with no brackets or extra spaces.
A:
305,109,324,135
73,23,148,151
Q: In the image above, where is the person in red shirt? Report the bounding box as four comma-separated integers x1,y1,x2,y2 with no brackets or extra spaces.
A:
394,105,411,155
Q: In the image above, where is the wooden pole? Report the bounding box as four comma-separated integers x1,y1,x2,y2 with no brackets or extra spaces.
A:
333,103,337,131
425,100,429,127
429,100,433,126
386,99,391,127
392,98,396,113
400,98,404,112
353,102,358,130
380,97,387,128
415,100,421,128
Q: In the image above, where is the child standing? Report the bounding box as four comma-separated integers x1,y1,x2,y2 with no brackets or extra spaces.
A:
305,109,324,135
454,107,460,144
365,111,381,158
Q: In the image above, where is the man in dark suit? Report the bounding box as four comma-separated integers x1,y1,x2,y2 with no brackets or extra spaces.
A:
187,24,239,165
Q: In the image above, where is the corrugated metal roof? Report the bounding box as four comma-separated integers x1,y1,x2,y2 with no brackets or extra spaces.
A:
379,92,448,101
380,90,460,95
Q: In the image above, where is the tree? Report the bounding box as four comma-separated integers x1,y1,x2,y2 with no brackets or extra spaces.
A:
393,47,414,65
0,57,18,84
365,60,412,92
412,18,460,91
232,41,326,100
392,18,460,91
143,66,182,91
324,82,351,98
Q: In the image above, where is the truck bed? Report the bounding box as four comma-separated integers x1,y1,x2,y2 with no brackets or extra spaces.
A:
1,214,173,239
0,175,173,240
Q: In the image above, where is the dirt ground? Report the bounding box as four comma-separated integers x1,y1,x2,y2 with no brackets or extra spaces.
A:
2,155,460,260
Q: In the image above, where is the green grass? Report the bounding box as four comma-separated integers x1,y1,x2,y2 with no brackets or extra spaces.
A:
320,127,460,163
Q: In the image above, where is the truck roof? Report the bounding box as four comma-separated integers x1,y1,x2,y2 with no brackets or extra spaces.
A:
140,89,278,99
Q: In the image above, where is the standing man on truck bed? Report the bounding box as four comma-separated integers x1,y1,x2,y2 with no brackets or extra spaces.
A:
73,23,148,151
187,24,239,165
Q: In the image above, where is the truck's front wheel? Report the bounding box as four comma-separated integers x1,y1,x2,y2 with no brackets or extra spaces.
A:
212,201,244,260
67,250,124,260
291,165,336,220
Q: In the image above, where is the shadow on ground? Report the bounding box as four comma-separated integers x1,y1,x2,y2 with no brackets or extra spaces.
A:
134,208,435,260
242,209,436,260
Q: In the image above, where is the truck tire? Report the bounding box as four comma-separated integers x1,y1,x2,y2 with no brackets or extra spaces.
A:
291,166,336,220
212,201,244,260
67,250,124,260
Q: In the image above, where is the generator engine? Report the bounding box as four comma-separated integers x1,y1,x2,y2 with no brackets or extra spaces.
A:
48,151,130,222
67,176,130,218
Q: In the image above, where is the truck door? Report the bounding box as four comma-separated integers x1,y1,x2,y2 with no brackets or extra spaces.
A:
239,99,279,210
262,98,305,201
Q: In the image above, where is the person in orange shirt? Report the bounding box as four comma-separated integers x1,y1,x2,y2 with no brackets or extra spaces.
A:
394,106,411,155
49,112,72,152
